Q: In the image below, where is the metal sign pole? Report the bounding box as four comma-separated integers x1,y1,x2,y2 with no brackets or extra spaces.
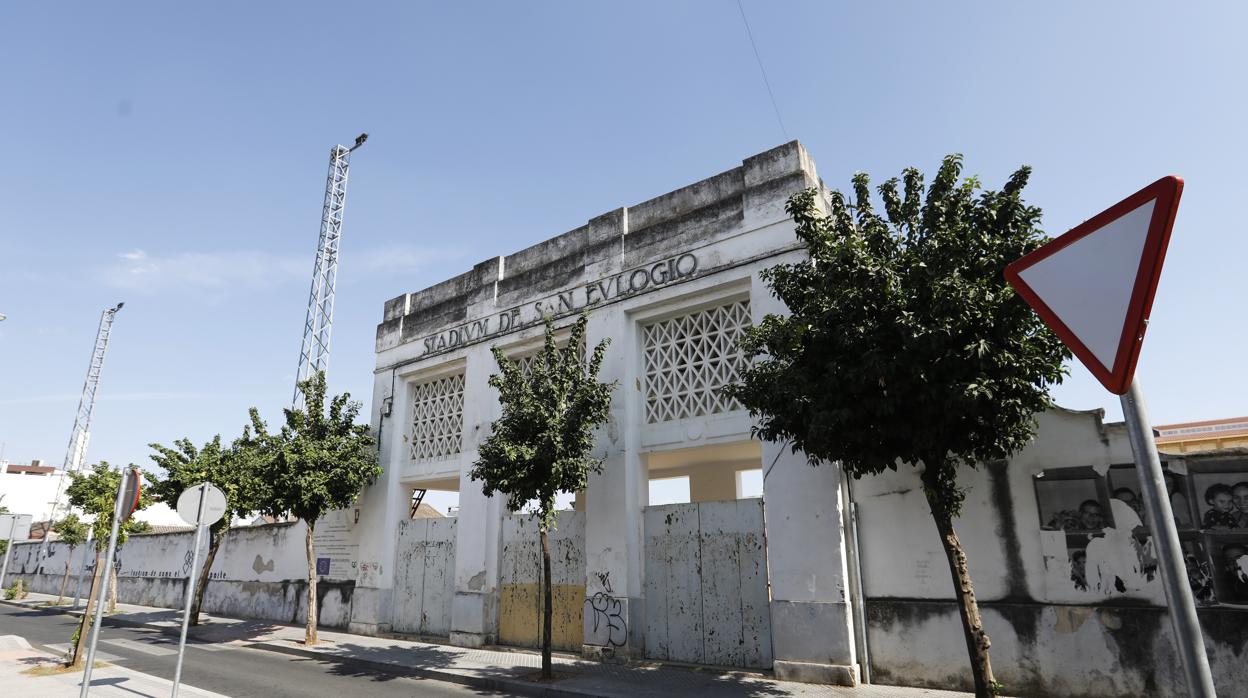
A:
1120,377,1216,698
171,484,208,698
79,469,129,698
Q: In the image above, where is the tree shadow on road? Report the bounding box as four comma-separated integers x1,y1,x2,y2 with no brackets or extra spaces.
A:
268,639,514,694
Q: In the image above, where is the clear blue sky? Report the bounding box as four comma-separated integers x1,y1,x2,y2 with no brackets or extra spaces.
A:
2,1,1244,473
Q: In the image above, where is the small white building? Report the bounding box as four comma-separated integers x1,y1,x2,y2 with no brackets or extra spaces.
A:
0,459,193,536
0,460,67,529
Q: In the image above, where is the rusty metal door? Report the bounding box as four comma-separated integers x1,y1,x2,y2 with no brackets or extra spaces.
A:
643,499,772,668
498,511,586,651
392,517,456,636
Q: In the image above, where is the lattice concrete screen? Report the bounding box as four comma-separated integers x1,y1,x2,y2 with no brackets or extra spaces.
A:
509,340,586,377
410,373,465,460
642,299,751,423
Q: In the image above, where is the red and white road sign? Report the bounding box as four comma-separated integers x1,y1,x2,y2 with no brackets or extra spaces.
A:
1005,176,1183,395
120,467,142,523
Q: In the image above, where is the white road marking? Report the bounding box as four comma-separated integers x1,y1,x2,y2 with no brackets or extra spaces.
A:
103,636,178,656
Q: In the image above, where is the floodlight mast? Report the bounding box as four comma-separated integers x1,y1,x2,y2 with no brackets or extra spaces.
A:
294,134,367,406
36,302,124,565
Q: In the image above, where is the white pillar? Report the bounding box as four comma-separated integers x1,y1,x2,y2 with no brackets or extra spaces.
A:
449,345,505,647
347,369,409,635
581,306,646,659
752,271,858,685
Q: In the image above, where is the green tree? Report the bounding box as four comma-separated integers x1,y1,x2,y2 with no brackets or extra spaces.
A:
50,514,89,605
249,371,379,646
64,463,152,666
723,156,1067,697
145,433,262,626
470,315,615,679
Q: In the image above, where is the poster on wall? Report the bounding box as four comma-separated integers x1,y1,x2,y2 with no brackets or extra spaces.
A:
1034,456,1248,606
311,509,358,581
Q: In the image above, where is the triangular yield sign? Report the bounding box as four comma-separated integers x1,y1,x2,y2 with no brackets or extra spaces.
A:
1005,176,1183,395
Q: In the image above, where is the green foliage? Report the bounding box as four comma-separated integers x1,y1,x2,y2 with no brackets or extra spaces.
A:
65,462,153,551
5,580,26,600
249,372,380,525
724,155,1068,514
471,315,615,531
145,433,263,538
51,514,89,550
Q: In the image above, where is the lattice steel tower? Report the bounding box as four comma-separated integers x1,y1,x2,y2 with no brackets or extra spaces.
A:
62,303,124,473
294,133,368,405
36,302,124,565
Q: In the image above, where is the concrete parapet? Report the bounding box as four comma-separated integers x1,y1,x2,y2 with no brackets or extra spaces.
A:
376,141,817,354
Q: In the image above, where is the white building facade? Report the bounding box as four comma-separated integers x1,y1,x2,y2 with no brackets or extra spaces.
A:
342,141,1248,695
349,142,859,684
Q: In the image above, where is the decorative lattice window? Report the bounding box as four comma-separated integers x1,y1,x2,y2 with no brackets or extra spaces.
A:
410,373,465,460
512,352,540,377
508,340,586,377
642,300,751,423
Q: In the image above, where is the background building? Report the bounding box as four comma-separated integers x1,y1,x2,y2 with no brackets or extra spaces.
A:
1156,416,1248,454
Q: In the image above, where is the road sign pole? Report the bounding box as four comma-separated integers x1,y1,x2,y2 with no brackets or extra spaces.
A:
171,484,208,698
1120,377,1215,698
80,468,130,698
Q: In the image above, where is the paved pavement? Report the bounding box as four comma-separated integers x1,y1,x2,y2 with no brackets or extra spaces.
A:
0,632,229,697
1,592,977,697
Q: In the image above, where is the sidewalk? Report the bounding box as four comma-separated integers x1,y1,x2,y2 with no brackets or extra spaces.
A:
2,591,974,698
0,634,227,698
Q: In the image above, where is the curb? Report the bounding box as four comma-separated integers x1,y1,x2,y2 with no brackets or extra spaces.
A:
1,598,603,698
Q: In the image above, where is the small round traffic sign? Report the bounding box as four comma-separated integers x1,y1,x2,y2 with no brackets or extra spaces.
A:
176,483,227,527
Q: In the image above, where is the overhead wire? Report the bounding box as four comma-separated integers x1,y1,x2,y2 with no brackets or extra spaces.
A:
735,0,789,141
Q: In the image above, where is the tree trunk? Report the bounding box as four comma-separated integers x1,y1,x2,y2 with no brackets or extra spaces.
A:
57,553,72,605
540,528,553,680
190,529,224,627
923,465,995,697
304,520,318,646
107,565,118,614
70,552,102,667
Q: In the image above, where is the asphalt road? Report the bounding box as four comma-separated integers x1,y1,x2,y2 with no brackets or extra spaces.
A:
0,604,500,698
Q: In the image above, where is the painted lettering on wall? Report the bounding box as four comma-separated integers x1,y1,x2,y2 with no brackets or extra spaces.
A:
420,252,699,357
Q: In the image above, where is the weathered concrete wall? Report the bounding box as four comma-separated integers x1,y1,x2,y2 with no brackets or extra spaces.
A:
6,521,354,628
867,599,1248,698
3,538,91,602
499,511,585,651
643,499,771,669
392,517,456,637
854,407,1248,696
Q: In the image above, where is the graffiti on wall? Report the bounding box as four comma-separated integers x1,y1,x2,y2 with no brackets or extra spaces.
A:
584,592,628,647
1035,460,1248,605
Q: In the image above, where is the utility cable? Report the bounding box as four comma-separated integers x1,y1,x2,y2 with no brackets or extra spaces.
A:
735,0,789,141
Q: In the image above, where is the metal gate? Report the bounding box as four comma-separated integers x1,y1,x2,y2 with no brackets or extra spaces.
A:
643,499,772,668
392,517,456,637
499,511,586,651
